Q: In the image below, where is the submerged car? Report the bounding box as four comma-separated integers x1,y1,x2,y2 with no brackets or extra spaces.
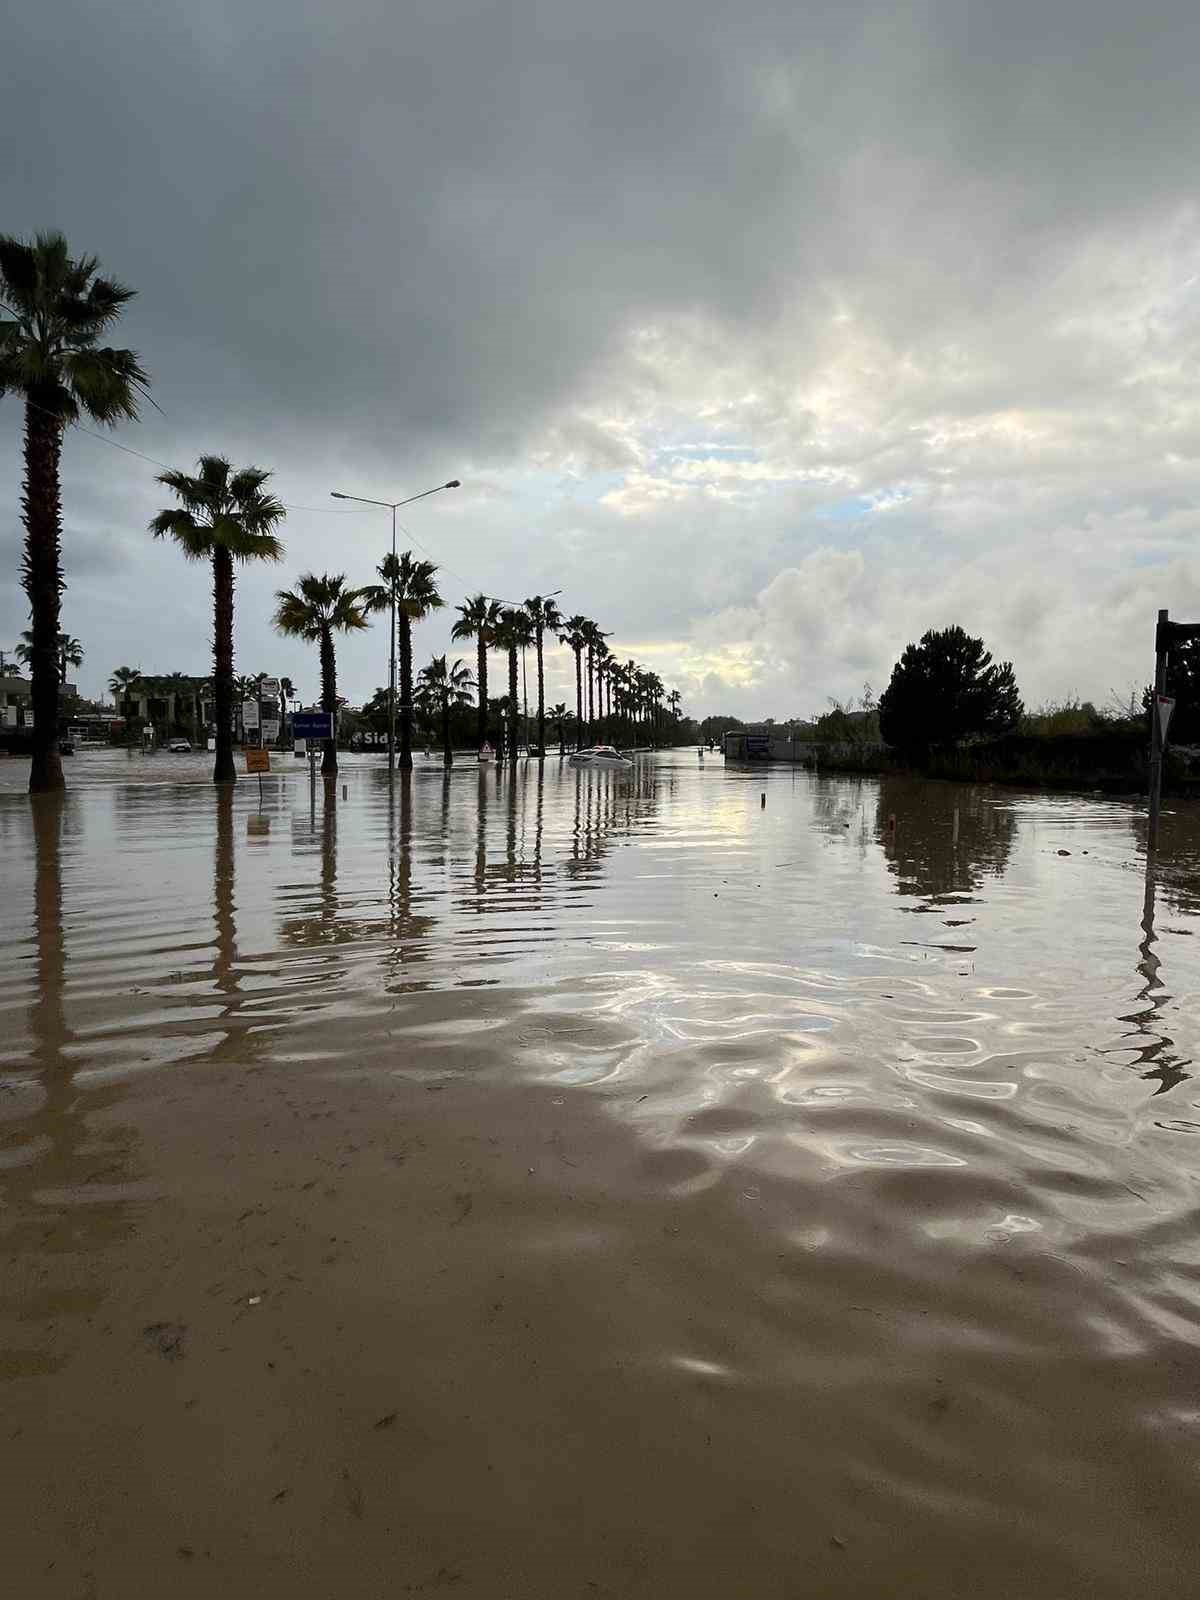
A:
567,744,634,770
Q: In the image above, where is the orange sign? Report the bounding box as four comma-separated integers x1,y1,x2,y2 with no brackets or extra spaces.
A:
245,748,271,774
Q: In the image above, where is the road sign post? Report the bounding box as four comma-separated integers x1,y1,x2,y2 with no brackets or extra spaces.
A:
245,745,270,805
1148,610,1200,856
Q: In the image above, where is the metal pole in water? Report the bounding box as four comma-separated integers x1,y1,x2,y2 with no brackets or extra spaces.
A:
761,792,766,809
1148,609,1169,857
952,807,959,844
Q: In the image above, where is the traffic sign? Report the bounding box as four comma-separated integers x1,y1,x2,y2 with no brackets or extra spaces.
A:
245,747,271,774
292,711,333,740
1157,694,1175,742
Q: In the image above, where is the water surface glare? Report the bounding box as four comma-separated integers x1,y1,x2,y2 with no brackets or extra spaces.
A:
3,750,1200,1597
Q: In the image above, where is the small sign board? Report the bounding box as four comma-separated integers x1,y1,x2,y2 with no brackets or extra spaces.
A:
293,737,307,758
245,747,271,774
261,718,281,743
258,677,281,701
1157,694,1175,741
242,699,260,731
292,711,334,740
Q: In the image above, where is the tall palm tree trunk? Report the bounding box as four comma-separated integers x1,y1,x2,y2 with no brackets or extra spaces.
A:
476,638,489,753
319,623,337,776
22,405,66,793
586,646,594,740
573,646,584,749
507,645,519,763
398,612,414,770
211,545,236,784
535,623,546,760
442,697,453,767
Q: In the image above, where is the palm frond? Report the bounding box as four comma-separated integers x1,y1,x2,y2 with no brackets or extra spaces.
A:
273,590,322,641
63,346,145,423
0,235,40,308
149,508,214,560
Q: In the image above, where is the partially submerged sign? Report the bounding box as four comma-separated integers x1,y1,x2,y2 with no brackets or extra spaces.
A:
245,747,271,774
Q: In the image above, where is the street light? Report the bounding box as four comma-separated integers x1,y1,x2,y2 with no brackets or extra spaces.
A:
330,479,460,767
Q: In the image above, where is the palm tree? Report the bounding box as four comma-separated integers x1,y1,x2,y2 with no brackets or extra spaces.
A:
359,551,443,769
451,594,503,756
494,608,532,761
523,594,564,760
1,232,148,792
563,615,590,750
644,671,664,744
581,620,610,741
548,701,570,757
415,654,476,766
598,646,614,739
17,630,84,686
150,456,285,784
272,574,367,776
621,659,639,743
108,664,141,720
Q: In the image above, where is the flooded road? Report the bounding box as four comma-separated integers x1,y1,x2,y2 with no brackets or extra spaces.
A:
3,750,1200,1597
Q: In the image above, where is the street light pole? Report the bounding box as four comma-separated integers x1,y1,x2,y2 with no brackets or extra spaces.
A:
389,502,397,765
330,479,460,768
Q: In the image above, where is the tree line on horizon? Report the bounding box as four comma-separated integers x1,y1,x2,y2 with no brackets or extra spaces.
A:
1,232,687,791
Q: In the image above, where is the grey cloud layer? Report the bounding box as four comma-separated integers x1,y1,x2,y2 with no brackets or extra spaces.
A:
3,0,1199,707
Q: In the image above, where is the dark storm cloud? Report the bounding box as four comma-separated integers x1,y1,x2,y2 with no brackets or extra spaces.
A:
4,0,1200,707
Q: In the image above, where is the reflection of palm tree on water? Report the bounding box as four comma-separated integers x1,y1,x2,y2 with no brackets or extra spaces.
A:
208,787,272,1065
386,775,437,975
4,798,137,1317
280,779,348,949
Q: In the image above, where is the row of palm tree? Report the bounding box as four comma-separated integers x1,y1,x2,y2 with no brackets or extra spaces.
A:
1,229,686,792
450,596,674,759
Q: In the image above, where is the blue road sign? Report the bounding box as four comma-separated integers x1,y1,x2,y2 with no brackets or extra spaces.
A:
292,712,334,740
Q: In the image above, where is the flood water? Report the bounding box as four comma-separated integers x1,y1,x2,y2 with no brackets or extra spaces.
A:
4,749,1200,1597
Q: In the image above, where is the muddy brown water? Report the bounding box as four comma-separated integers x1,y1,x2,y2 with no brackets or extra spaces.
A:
3,749,1200,1597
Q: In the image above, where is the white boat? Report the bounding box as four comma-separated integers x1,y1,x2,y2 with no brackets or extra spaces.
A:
568,744,634,770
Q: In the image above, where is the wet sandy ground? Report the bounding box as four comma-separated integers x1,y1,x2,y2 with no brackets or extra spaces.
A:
4,752,1200,1596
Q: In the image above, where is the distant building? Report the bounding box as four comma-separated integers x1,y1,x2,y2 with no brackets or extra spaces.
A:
0,672,32,728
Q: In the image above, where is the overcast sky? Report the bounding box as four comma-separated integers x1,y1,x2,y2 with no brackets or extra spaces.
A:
4,0,1200,719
